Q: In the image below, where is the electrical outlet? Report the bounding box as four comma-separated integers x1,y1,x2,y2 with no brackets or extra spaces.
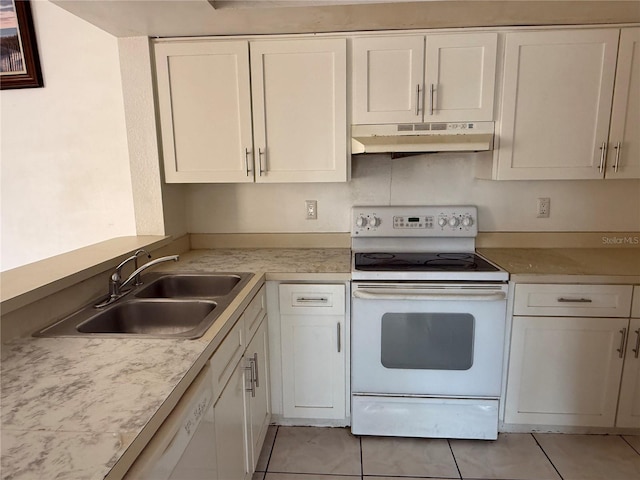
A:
537,197,550,218
305,200,317,220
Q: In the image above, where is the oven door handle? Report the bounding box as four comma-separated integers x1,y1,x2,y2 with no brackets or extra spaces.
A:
353,289,506,302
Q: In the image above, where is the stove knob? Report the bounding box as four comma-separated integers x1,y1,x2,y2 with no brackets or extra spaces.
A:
356,216,368,228
438,217,448,227
369,216,381,227
448,217,460,227
462,216,474,227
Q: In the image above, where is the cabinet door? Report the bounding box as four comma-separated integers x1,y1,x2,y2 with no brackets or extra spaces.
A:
245,318,271,471
214,362,249,480
424,33,497,121
496,29,619,180
606,28,640,179
505,316,627,427
279,284,346,420
352,36,425,124
617,317,640,428
250,38,347,183
155,40,254,183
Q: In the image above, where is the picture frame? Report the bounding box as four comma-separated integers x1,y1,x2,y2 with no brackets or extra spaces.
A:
1,0,43,90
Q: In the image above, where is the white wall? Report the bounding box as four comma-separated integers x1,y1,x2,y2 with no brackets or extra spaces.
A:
0,1,136,271
186,152,640,233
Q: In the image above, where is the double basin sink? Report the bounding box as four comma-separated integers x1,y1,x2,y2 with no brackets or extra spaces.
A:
36,273,253,339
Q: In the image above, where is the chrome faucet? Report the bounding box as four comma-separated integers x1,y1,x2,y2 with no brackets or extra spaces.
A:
96,252,179,308
119,255,179,291
113,249,151,293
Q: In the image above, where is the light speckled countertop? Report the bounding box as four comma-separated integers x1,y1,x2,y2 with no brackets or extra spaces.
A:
479,248,640,284
159,248,352,279
1,248,350,480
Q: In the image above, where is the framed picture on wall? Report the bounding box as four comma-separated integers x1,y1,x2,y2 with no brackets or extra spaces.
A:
0,0,43,89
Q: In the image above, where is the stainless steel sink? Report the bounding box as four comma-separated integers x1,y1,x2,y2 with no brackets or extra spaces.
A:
35,272,254,339
76,300,216,335
135,274,244,298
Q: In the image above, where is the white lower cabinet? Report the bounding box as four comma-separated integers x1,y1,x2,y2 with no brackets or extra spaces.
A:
617,286,640,428
214,361,249,480
505,315,627,427
278,283,348,422
126,284,270,480
505,283,636,429
245,318,270,471
213,285,270,479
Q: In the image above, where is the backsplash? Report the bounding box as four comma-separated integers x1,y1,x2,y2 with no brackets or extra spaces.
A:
186,153,640,234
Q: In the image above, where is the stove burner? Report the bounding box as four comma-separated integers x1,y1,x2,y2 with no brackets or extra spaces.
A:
354,252,499,272
362,253,397,260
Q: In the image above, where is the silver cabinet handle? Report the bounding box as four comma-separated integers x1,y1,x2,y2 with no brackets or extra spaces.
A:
429,83,435,116
295,296,329,304
618,328,627,359
613,141,621,172
557,297,593,303
633,329,640,359
252,352,259,388
245,358,256,397
598,142,607,173
337,322,341,353
415,84,421,116
258,148,266,176
244,147,252,176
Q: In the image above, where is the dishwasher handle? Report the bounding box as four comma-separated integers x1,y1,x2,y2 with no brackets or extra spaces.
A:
353,288,506,302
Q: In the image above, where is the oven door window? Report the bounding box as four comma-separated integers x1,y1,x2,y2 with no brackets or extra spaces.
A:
381,313,474,370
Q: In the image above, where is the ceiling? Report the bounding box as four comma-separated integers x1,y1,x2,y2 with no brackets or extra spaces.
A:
50,0,640,38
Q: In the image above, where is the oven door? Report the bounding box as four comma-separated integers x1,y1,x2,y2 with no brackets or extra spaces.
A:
351,282,508,397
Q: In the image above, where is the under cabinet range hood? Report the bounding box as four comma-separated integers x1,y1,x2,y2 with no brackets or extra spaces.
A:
351,122,494,154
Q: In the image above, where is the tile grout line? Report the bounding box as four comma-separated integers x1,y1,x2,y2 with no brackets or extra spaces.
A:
359,435,364,480
447,439,464,480
620,434,640,456
531,433,565,480
262,425,279,477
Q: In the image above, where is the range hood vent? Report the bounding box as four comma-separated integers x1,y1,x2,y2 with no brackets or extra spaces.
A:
351,122,494,154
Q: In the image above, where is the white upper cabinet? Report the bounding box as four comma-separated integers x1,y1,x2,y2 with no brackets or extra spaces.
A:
607,28,640,179
494,29,620,180
154,38,348,183
424,33,498,121
352,33,497,124
352,36,425,124
155,41,254,183
250,38,348,183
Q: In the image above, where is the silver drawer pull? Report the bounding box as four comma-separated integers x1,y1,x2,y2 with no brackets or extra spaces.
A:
633,329,640,359
618,328,627,359
337,322,341,353
295,297,329,304
557,297,593,303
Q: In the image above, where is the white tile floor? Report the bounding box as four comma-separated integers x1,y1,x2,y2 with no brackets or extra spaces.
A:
253,426,640,480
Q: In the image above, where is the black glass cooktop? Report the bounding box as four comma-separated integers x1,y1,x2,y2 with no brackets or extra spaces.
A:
354,252,500,272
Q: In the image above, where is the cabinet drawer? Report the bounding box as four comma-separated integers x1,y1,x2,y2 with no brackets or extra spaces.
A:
210,319,244,400
514,284,633,317
244,285,267,343
279,284,345,315
632,286,640,318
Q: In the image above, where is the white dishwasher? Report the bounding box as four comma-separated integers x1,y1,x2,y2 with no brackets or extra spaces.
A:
124,363,217,480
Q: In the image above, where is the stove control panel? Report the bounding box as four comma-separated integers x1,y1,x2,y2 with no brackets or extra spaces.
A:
352,205,478,237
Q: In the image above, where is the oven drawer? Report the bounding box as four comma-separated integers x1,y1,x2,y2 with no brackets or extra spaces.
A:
279,284,345,315
513,284,633,318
